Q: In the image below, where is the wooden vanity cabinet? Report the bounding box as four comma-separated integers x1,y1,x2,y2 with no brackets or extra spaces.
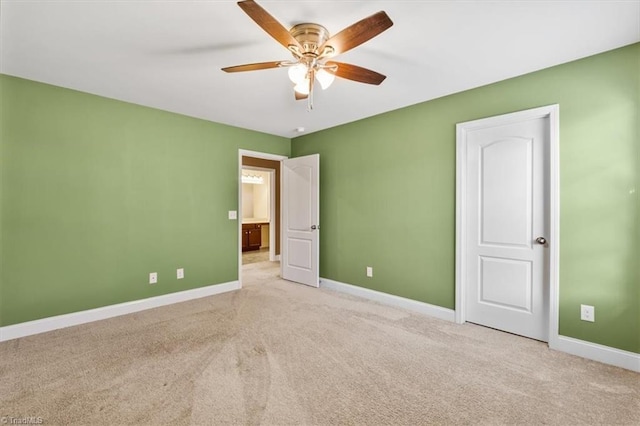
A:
242,223,263,251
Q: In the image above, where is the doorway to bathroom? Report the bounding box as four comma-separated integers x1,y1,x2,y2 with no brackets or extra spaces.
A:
241,167,274,265
239,153,283,274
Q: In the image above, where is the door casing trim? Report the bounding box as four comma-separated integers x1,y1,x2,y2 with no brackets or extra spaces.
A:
454,104,560,347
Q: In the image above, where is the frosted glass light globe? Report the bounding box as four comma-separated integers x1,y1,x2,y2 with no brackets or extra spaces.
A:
288,64,308,84
294,79,310,95
316,69,335,90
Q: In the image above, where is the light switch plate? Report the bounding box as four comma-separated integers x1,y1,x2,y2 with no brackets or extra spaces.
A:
366,267,373,278
149,272,158,284
177,268,184,279
228,210,237,220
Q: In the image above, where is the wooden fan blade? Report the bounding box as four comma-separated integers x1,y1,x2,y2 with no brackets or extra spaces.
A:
295,91,308,101
238,0,302,52
320,11,393,57
221,61,282,72
326,61,386,85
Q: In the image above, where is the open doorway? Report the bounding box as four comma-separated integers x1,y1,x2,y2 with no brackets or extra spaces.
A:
241,167,273,265
238,150,287,287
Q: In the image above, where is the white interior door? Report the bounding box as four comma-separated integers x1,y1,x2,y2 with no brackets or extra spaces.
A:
282,154,319,287
462,113,550,341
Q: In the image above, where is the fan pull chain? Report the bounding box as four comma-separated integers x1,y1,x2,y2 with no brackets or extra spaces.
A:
307,69,315,111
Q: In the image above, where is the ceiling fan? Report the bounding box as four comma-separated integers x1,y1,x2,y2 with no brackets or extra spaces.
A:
222,0,393,110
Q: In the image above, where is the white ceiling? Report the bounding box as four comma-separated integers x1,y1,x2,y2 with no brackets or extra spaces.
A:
2,1,639,138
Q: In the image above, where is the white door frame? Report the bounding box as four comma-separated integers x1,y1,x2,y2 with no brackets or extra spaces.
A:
455,104,560,348
238,149,287,288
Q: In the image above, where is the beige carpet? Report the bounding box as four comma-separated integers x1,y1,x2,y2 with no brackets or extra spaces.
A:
1,261,638,425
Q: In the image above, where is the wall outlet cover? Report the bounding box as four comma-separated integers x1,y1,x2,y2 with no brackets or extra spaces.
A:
177,268,184,279
580,304,595,322
149,272,158,284
228,210,237,220
366,267,373,278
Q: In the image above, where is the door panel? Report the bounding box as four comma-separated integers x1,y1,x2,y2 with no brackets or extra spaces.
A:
479,256,532,312
287,238,312,269
480,138,532,247
282,154,319,287
287,165,312,231
466,117,549,341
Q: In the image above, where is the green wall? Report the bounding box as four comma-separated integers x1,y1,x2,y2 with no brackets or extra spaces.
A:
292,43,639,353
0,75,289,326
1,44,638,355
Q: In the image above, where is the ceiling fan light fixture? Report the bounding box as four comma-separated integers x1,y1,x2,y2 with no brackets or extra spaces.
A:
294,79,310,95
287,63,308,85
222,1,393,109
316,68,335,90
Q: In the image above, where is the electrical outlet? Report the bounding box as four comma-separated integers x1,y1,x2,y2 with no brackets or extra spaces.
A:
228,210,237,220
149,272,158,284
366,266,373,278
177,268,184,279
580,304,595,322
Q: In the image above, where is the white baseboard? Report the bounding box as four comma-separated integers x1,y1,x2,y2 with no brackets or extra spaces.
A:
319,279,639,372
320,277,455,322
0,281,240,342
550,335,640,372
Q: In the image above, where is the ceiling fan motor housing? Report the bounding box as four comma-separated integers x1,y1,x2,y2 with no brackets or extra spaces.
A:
289,23,331,58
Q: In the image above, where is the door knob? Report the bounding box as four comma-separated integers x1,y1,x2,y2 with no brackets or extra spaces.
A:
536,237,547,245
311,225,318,230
